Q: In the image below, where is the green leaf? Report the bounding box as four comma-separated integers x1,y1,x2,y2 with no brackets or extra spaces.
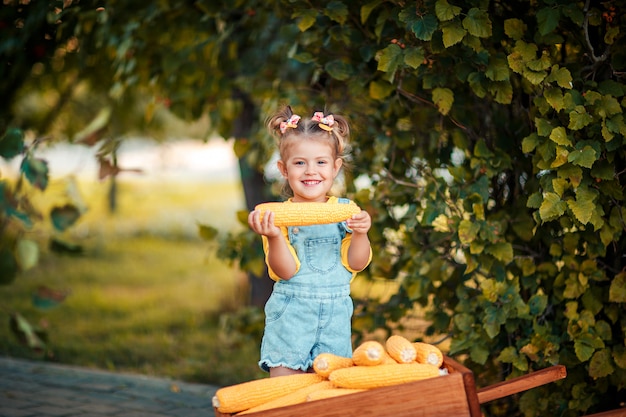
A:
409,13,438,41
462,8,492,38
614,346,626,369
485,242,514,264
432,87,454,115
598,79,625,97
458,219,480,244
606,114,626,136
441,20,466,48
574,339,596,362
522,133,539,153
596,95,622,119
435,0,461,21
50,204,81,232
474,139,494,158
198,224,218,240
325,59,354,81
567,186,597,225
294,9,317,32
591,160,615,180
0,128,25,159
470,343,490,364
609,271,626,303
528,293,548,315
404,47,425,69
369,80,395,100
589,349,614,378
504,18,526,40
544,87,564,111
547,151,565,172
568,105,593,130
324,1,348,24
498,346,518,363
376,44,403,73
15,239,39,271
361,0,383,23
468,72,487,97
549,126,571,146
527,52,551,72
523,68,547,85
539,192,567,222
20,156,49,191
536,117,554,136
9,312,46,351
536,7,560,36
547,66,573,88
485,56,509,81
567,146,596,169
491,80,513,104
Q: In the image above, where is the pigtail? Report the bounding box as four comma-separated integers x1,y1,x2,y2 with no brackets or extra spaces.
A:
329,114,350,158
267,105,297,139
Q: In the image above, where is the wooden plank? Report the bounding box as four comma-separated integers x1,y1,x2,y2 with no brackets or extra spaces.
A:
234,372,471,417
443,356,482,417
476,365,567,404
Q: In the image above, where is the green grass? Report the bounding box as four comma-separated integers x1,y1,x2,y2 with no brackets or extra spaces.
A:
0,177,266,386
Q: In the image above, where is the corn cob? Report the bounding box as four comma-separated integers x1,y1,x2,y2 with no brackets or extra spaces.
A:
329,363,441,389
412,342,444,367
238,381,333,414
382,351,399,365
385,335,417,364
255,201,361,227
306,388,367,402
313,353,354,378
212,373,324,414
352,340,386,366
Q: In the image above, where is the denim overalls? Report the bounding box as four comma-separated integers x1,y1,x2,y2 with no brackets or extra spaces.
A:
258,214,354,372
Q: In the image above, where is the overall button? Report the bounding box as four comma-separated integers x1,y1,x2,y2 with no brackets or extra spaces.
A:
292,227,299,234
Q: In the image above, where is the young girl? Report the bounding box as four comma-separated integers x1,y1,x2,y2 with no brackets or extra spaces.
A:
248,106,372,378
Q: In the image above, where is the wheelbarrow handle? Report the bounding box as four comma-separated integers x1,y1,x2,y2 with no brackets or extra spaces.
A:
477,365,567,404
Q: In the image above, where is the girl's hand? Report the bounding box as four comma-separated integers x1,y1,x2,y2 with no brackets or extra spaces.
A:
346,210,371,235
248,209,281,237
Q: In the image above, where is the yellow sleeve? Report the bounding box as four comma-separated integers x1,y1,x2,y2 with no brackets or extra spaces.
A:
340,232,373,280
261,227,300,282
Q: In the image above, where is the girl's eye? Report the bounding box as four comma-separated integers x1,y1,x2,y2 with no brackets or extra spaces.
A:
318,160,327,165
294,161,305,166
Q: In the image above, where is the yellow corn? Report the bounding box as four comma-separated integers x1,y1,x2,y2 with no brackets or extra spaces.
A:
352,340,385,366
238,381,333,414
255,201,361,227
306,388,367,402
329,363,441,389
382,351,399,365
413,342,444,367
212,373,324,414
313,353,354,378
385,335,417,364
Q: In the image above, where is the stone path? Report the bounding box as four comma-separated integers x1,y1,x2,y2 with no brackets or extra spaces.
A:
0,356,219,417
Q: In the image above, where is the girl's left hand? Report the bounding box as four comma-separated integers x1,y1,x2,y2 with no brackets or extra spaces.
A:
346,210,371,234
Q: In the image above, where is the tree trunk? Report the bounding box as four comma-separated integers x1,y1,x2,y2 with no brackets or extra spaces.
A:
233,92,274,308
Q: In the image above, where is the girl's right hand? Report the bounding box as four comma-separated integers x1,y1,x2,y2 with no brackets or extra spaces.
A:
248,209,281,237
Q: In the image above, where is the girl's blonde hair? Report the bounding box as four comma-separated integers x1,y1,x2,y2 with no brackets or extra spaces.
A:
266,105,352,197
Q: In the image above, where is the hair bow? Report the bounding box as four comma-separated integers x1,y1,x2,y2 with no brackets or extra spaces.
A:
279,114,301,134
312,112,334,131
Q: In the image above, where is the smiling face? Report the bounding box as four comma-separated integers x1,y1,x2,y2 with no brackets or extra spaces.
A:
277,136,342,203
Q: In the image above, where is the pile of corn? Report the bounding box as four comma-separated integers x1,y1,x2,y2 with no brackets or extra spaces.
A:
212,335,446,415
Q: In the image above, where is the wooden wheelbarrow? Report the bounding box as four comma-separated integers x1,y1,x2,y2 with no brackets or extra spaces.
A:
214,356,567,417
